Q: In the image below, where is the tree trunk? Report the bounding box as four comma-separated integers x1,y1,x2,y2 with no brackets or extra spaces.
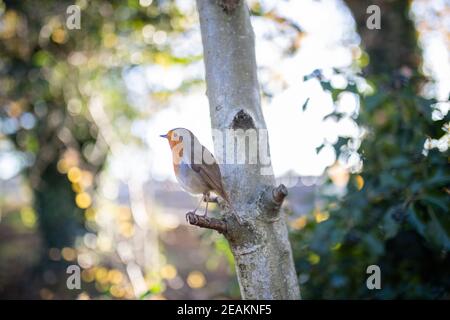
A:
345,0,422,77
192,0,300,299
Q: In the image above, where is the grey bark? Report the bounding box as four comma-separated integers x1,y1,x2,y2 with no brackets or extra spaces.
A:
193,0,300,299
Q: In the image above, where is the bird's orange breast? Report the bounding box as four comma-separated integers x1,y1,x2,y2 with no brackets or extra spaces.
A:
173,162,179,175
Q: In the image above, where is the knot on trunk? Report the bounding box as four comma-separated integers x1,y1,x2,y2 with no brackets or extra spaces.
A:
232,109,255,130
256,184,288,221
217,0,240,14
273,184,288,204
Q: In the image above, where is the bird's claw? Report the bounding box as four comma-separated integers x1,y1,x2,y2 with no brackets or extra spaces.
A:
185,211,197,223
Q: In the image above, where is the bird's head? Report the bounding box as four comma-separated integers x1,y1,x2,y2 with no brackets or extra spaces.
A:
160,127,193,150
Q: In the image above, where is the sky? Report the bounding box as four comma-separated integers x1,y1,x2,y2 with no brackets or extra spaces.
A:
134,0,361,181
134,0,449,182
1,0,449,185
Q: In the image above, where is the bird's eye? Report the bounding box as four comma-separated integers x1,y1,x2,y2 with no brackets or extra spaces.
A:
173,133,178,139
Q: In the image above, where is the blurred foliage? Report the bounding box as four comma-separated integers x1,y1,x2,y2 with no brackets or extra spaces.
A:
293,65,449,298
291,0,449,299
238,0,446,299
1,0,448,300
0,0,210,299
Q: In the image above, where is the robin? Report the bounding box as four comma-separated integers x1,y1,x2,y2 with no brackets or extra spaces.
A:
160,128,240,223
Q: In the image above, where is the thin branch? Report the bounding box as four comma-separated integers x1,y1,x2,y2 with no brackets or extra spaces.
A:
186,212,227,234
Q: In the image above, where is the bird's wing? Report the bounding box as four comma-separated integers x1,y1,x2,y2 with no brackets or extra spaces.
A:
190,146,229,203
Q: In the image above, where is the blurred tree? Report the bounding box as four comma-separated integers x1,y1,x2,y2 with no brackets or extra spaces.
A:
346,0,422,78
292,0,449,299
0,0,83,249
0,0,196,299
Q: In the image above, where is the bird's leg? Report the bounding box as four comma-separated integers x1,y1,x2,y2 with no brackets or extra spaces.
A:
192,195,205,214
186,195,205,222
202,193,210,217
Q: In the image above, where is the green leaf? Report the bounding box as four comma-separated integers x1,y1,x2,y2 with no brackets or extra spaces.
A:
363,233,384,256
389,156,409,168
407,205,426,237
425,170,450,188
302,98,310,111
421,195,448,212
347,83,358,93
333,137,349,154
426,208,450,250
363,93,386,112
316,144,325,153
139,290,153,300
415,96,436,119
382,208,400,239
320,81,333,92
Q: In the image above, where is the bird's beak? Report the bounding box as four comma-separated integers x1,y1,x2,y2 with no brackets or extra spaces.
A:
160,134,168,139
